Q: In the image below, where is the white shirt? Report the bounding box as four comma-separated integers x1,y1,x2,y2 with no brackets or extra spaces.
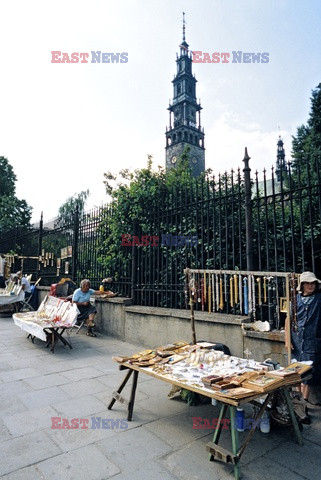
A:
0,258,5,276
21,276,32,293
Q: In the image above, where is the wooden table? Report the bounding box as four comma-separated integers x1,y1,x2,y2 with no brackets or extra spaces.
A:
108,362,303,480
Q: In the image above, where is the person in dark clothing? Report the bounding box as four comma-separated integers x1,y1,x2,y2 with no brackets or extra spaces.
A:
291,271,321,404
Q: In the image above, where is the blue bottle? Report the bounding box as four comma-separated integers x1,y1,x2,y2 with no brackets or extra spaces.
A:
236,407,245,432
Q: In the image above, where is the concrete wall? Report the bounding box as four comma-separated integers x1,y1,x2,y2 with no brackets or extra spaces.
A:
36,287,287,365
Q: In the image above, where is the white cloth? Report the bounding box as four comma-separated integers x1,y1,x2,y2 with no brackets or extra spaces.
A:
13,313,48,341
0,290,25,305
13,305,79,342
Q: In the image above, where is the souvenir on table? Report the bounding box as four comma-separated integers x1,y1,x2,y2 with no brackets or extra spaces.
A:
214,387,256,399
201,374,224,386
283,362,312,376
242,373,284,393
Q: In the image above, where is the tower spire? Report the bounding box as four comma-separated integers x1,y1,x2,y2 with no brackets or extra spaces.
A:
182,12,186,42
275,135,288,182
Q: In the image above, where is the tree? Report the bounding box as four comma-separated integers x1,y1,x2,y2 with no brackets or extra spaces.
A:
0,156,32,232
291,83,321,181
55,190,90,227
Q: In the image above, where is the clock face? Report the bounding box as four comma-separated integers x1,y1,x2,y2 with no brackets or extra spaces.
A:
192,156,198,164
171,156,177,164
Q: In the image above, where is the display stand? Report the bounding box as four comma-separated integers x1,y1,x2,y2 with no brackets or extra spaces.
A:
13,295,79,353
109,360,304,480
184,268,298,365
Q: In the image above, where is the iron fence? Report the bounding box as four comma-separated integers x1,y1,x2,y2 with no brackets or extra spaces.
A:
1,155,320,316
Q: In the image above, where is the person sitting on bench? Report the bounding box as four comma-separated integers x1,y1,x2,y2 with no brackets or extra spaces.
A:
72,278,117,337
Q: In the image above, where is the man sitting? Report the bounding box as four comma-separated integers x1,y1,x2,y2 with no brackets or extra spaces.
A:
72,278,117,337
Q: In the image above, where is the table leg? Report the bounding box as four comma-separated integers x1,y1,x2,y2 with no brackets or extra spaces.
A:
229,406,240,480
282,388,303,446
55,328,73,350
51,331,55,352
128,370,139,421
209,402,228,461
108,369,133,410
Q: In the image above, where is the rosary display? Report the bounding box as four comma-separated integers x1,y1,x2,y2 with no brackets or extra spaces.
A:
0,280,22,296
14,295,79,328
185,269,298,330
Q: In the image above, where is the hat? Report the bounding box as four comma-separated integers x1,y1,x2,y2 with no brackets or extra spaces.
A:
297,271,321,291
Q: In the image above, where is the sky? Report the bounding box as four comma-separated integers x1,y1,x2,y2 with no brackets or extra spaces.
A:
0,0,320,223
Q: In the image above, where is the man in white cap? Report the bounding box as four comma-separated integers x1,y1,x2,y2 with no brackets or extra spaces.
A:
291,271,321,405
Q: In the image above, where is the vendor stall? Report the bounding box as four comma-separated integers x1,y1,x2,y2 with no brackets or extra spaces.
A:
0,290,25,306
0,282,24,309
13,295,79,352
109,342,310,480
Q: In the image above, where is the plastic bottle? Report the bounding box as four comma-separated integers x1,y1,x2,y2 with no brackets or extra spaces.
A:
260,410,270,433
99,284,104,292
236,407,245,432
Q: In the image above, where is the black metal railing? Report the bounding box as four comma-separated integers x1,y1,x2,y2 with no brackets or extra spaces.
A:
1,154,320,318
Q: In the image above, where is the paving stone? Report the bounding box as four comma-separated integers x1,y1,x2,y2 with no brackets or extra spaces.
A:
36,444,120,480
0,367,39,383
0,361,11,372
95,372,124,388
161,440,227,480
266,439,321,480
0,379,32,395
2,405,57,436
0,392,27,417
1,315,321,480
24,372,71,390
98,426,172,472
134,392,191,418
0,465,45,480
59,377,108,398
0,431,61,476
52,394,107,418
17,385,72,409
0,417,12,442
61,366,104,382
144,411,213,448
111,459,180,480
242,454,307,480
45,421,118,452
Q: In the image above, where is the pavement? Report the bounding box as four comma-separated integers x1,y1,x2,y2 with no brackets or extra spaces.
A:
1,312,321,480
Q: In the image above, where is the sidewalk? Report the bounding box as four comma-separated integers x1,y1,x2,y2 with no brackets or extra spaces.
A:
1,313,321,480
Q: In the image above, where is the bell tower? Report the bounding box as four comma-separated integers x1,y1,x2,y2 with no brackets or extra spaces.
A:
275,136,287,182
165,13,205,176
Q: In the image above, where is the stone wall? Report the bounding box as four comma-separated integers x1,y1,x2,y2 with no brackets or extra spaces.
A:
36,287,287,365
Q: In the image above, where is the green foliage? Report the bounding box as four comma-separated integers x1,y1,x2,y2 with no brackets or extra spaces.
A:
290,83,321,265
0,156,16,196
98,149,244,301
291,83,321,179
0,156,32,232
55,190,90,227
